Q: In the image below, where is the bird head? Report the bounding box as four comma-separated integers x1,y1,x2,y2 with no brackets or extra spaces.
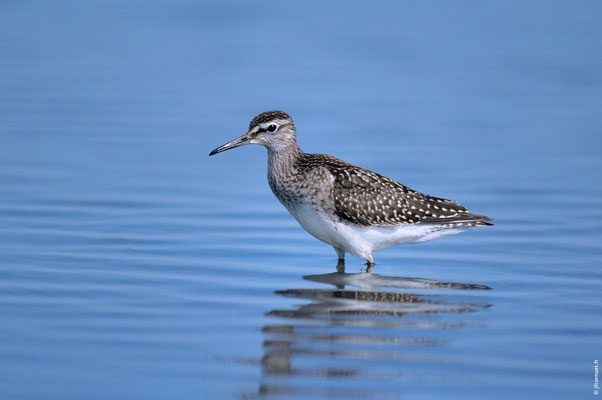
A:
209,110,296,156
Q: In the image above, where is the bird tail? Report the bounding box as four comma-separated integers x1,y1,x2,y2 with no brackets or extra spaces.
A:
453,213,494,226
420,212,493,226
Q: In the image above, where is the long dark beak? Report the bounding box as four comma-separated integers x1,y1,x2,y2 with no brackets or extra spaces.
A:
209,132,251,156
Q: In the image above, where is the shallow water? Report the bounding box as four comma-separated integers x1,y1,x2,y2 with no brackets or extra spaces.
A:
1,1,601,399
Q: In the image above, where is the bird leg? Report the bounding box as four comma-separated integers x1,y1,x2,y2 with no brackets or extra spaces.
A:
333,246,345,272
365,253,375,273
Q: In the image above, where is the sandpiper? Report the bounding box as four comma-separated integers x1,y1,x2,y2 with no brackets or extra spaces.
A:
209,111,492,268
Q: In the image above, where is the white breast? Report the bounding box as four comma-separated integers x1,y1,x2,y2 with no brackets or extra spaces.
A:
284,202,469,260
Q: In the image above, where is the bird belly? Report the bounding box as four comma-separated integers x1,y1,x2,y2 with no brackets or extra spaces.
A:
283,203,380,260
283,202,470,259
284,203,345,248
353,223,470,252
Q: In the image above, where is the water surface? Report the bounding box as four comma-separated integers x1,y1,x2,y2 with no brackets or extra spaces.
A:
1,1,601,399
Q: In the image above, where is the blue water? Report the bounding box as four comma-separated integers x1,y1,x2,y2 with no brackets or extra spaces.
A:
1,1,601,399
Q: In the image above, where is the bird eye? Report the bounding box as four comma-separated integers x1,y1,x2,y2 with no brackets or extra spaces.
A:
267,124,277,132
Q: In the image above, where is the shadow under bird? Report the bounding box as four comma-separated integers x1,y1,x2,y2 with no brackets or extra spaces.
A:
209,111,492,268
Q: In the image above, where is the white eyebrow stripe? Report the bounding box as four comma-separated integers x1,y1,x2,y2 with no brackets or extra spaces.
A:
261,119,287,129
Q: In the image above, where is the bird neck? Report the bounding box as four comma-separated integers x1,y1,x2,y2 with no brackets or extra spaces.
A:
267,140,303,179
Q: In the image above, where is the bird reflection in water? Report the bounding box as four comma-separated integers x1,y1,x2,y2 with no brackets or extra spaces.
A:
256,265,492,398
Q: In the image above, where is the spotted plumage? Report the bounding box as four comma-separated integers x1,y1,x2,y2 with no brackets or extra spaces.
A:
296,153,491,227
210,110,492,267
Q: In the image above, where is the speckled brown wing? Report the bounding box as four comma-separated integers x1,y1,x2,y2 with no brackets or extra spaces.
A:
301,154,492,227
